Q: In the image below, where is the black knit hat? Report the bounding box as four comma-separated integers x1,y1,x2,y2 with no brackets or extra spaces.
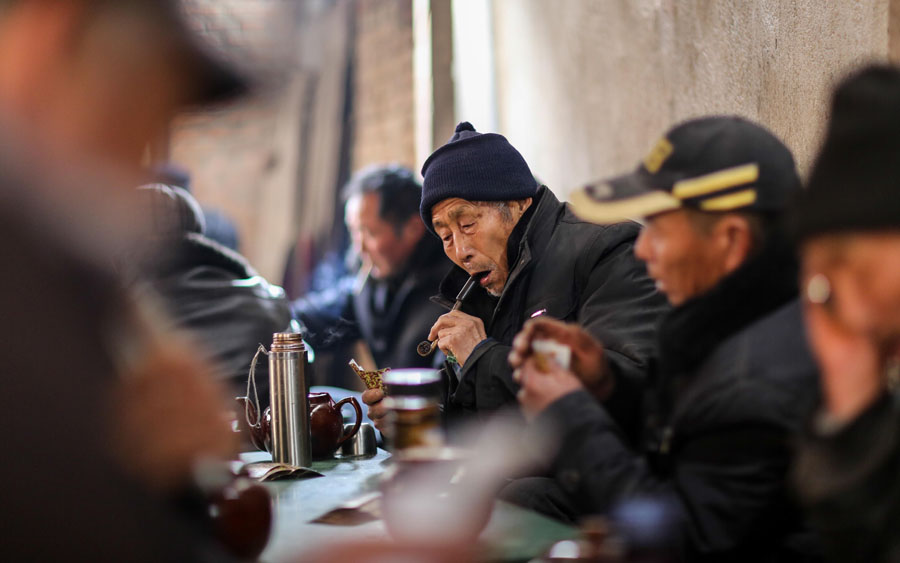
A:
792,64,900,241
420,122,537,233
570,116,800,224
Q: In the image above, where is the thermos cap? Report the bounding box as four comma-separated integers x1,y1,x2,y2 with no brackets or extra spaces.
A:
271,332,305,352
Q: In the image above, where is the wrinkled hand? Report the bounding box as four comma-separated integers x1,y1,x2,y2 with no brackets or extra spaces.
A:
362,388,390,436
509,318,612,400
112,336,237,493
515,356,584,419
803,302,884,422
428,310,487,366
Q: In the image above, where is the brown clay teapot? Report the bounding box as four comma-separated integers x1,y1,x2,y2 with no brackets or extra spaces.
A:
236,392,362,460
190,462,272,560
206,472,272,560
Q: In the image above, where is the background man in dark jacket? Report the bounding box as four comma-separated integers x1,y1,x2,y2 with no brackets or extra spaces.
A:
791,65,900,563
364,122,666,438
511,116,821,561
292,165,449,377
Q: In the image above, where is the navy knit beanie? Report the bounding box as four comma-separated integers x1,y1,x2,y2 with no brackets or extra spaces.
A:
420,122,537,233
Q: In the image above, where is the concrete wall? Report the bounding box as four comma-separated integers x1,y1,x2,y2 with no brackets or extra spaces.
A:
489,0,890,199
172,0,307,280
352,0,417,170
173,0,420,283
173,0,349,282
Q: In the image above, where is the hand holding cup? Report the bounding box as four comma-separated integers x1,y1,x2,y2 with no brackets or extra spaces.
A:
509,317,613,401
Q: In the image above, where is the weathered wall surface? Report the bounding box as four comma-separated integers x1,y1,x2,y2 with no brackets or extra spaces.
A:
491,0,890,198
174,0,416,281
172,0,307,280
352,0,417,170
173,0,350,281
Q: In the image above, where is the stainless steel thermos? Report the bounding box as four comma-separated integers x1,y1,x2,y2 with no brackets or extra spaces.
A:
268,332,312,467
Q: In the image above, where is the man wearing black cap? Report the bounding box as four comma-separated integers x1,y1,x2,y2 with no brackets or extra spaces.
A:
361,122,666,437
791,65,900,563
0,0,246,560
510,116,821,560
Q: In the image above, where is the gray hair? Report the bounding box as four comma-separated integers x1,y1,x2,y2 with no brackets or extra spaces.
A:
475,200,522,222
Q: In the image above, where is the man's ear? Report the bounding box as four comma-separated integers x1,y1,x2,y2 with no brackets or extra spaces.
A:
714,214,753,274
508,198,533,222
516,198,533,213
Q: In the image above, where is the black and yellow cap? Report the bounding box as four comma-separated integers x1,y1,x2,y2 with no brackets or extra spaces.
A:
570,116,800,224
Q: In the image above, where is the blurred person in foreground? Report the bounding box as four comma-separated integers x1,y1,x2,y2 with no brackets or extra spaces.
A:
292,165,449,374
364,122,667,438
0,0,247,560
510,116,822,561
791,64,900,563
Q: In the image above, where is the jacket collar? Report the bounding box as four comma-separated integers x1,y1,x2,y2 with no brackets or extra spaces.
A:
657,226,800,374
504,191,539,270
356,231,449,330
435,186,563,313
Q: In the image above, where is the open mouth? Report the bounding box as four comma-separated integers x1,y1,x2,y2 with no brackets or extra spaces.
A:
473,270,491,287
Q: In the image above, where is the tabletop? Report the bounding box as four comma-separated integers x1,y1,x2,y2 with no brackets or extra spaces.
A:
239,451,577,562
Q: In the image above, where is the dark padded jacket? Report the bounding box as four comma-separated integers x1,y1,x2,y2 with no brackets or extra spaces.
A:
539,234,822,562
794,390,900,563
292,234,450,370
135,185,293,403
435,186,667,439
149,233,293,401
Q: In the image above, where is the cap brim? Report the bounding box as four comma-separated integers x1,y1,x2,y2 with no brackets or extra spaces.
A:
142,1,250,107
179,38,250,106
569,172,680,224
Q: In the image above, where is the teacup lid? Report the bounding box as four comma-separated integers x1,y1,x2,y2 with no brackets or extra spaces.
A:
383,369,442,399
383,368,441,386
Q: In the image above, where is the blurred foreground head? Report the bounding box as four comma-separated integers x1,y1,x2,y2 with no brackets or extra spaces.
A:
794,64,900,354
0,0,244,177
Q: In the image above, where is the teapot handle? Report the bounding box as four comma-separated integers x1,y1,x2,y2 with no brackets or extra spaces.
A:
333,397,363,449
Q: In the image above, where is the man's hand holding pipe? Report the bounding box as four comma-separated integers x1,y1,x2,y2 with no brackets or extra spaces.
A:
427,310,487,366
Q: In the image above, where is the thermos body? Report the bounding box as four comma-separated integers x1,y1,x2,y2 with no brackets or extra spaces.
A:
268,333,312,468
